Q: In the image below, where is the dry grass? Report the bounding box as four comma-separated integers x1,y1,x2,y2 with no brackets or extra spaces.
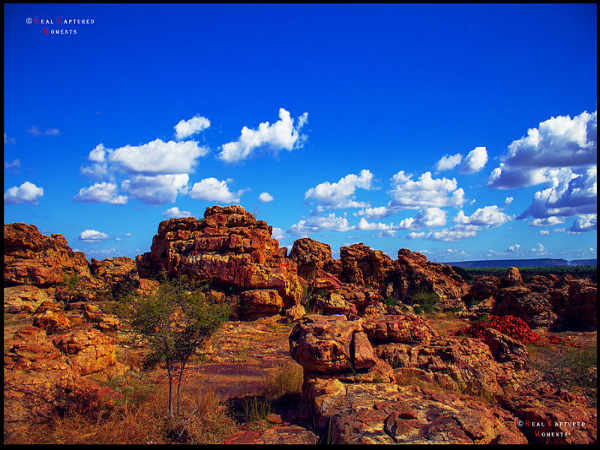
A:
13,372,238,444
263,362,303,401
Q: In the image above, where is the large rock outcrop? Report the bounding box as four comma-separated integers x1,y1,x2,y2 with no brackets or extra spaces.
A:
4,223,92,287
136,205,305,316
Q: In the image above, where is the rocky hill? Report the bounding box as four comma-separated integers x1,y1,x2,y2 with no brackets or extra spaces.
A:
3,205,597,444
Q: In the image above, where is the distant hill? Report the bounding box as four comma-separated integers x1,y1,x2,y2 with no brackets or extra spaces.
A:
445,258,596,268
568,259,597,266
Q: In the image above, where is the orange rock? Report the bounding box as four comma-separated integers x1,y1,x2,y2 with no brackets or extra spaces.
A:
32,310,72,334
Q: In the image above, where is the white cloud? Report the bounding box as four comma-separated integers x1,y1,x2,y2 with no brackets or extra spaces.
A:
305,169,373,209
289,213,354,236
505,110,596,169
435,153,462,171
88,143,107,162
569,214,597,233
27,126,60,136
219,108,309,162
454,205,512,229
4,181,44,204
271,227,286,240
460,146,488,173
530,216,565,227
355,206,389,218
488,110,597,189
74,182,128,204
389,171,465,209
518,166,596,219
108,139,209,174
174,115,210,140
258,192,274,203
124,233,132,237
539,230,550,236
4,133,16,144
79,229,109,241
163,206,192,218
504,196,514,205
5,159,20,169
358,217,396,231
121,174,189,204
189,177,242,203
507,243,521,253
407,228,477,242
530,243,546,254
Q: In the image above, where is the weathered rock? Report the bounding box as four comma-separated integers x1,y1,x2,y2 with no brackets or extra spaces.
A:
32,310,72,334
240,289,284,318
303,381,527,444
4,285,52,314
289,238,332,280
501,267,523,288
552,280,597,331
498,387,597,444
224,425,319,444
52,329,120,376
493,286,557,328
285,304,306,321
90,256,138,292
395,249,469,301
463,275,499,308
339,243,396,287
136,206,304,313
362,314,438,345
4,223,92,287
289,315,364,374
314,292,356,316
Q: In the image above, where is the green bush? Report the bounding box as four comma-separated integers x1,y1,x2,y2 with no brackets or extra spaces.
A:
410,290,439,315
384,296,398,307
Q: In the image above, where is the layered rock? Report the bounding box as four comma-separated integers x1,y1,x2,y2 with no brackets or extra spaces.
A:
493,286,557,328
4,223,92,287
289,238,332,280
136,206,304,316
551,280,597,331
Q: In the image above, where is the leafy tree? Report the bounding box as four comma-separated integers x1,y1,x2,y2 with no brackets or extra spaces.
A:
124,278,230,417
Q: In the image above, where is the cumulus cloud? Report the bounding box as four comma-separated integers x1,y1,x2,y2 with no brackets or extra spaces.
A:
219,108,309,162
358,217,396,232
289,213,354,236
539,230,550,236
530,216,565,227
454,205,512,229
4,181,44,204
121,174,188,204
108,139,209,174
435,153,462,171
569,214,597,233
189,177,242,203
163,206,192,218
258,192,274,203
305,169,373,210
507,243,521,253
79,229,109,241
460,146,488,173
174,115,210,140
488,110,597,189
271,227,286,240
505,196,514,206
389,171,465,209
407,228,477,242
518,166,596,219
74,182,127,204
355,206,390,218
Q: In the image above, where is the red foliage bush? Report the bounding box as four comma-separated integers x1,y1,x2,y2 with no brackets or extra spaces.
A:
457,315,539,344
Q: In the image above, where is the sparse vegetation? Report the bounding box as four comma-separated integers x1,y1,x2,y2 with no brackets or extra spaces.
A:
263,363,303,400
384,296,398,307
410,290,439,315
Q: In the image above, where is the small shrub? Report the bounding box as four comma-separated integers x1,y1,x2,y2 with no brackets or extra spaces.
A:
410,290,439,314
263,363,303,400
384,296,398,307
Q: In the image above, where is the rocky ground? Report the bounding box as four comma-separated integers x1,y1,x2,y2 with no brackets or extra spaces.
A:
3,205,597,444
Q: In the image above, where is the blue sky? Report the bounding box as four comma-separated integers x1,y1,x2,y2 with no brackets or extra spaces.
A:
4,4,597,262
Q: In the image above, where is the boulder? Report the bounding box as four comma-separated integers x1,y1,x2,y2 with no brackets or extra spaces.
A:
240,289,284,318
135,206,304,313
362,314,438,345
4,285,52,314
289,238,333,280
501,267,523,288
552,280,597,331
33,310,72,334
493,286,557,328
4,223,92,287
